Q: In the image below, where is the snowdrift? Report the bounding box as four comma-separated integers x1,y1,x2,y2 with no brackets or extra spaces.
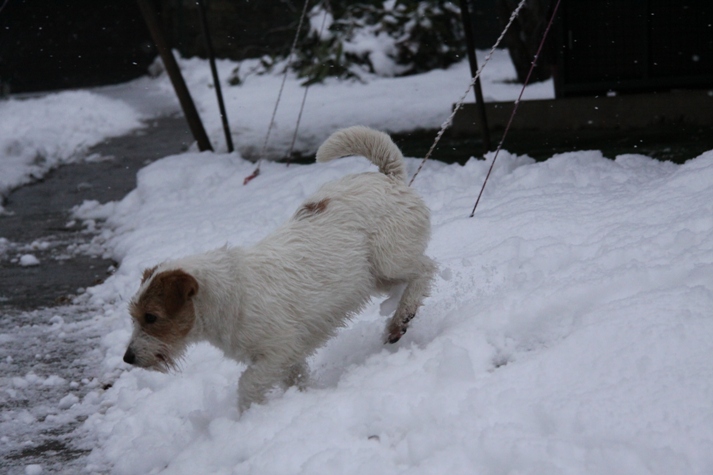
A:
75,148,713,474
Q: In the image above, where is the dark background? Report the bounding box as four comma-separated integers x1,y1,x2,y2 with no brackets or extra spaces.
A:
0,0,156,93
0,0,503,94
1,0,710,96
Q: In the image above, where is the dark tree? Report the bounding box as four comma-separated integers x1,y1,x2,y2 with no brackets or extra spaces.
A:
496,0,554,83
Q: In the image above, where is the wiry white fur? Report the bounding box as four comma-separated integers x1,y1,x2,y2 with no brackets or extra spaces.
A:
127,126,435,412
316,125,407,182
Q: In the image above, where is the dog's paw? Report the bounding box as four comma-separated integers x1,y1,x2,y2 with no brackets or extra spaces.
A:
386,327,406,344
385,313,415,344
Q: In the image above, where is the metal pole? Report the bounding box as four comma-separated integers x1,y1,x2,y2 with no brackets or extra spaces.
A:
458,0,492,152
137,0,213,152
196,0,234,153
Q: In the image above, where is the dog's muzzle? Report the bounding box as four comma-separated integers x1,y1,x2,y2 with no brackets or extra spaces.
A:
123,347,137,365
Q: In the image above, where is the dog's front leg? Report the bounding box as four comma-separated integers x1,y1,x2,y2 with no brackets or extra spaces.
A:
238,359,286,413
283,359,309,390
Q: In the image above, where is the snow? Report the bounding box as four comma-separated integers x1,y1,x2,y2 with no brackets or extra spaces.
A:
96,49,553,161
25,465,43,475
18,254,40,267
0,91,143,204
57,393,80,410
72,145,713,475
1,49,547,210
0,306,108,474
3,48,713,474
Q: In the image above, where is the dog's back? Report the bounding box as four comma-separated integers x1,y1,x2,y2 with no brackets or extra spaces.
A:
300,127,430,279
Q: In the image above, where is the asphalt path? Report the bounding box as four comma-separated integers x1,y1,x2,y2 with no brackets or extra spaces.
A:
0,115,192,309
0,116,191,474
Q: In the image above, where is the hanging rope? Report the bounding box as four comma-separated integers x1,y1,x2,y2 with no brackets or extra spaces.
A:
244,0,312,185
408,0,528,187
469,0,562,217
286,0,331,166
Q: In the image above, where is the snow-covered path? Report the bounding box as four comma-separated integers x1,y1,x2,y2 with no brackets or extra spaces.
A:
0,305,106,475
0,117,193,474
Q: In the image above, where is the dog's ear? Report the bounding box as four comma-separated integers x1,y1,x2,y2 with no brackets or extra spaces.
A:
154,269,199,315
141,266,158,284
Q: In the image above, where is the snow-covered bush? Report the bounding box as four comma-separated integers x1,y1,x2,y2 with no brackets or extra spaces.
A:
297,0,465,83
230,0,465,86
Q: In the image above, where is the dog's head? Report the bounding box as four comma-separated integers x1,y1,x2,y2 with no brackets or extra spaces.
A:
122,267,199,372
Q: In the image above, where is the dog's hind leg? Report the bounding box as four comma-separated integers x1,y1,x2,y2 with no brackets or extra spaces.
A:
385,255,436,344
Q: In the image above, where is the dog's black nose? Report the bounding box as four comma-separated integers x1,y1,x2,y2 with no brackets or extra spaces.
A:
123,348,136,365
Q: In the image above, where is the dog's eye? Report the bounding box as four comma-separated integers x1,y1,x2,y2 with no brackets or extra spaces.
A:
144,313,158,324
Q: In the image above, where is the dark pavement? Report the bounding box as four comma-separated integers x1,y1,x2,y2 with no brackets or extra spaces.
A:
0,115,192,310
0,115,192,475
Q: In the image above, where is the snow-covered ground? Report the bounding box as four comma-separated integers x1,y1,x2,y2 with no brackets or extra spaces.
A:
0,91,142,206
0,49,551,208
2,49,713,474
75,148,713,475
0,306,107,475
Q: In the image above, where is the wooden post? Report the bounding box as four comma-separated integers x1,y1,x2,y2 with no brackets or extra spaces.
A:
137,0,213,152
458,0,492,153
196,0,234,153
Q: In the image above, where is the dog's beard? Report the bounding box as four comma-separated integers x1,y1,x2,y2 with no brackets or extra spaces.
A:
130,332,188,374
152,345,184,373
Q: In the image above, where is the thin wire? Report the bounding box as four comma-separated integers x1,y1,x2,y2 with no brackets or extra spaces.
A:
408,0,528,187
246,0,311,184
286,0,330,165
470,0,562,217
0,0,9,15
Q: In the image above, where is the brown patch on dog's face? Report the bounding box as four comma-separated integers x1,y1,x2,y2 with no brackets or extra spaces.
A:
295,198,330,220
127,269,199,370
131,269,199,338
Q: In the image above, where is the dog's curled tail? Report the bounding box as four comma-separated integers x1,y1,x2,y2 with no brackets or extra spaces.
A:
316,126,406,182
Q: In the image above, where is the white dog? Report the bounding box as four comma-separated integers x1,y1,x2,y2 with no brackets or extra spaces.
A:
123,126,435,411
